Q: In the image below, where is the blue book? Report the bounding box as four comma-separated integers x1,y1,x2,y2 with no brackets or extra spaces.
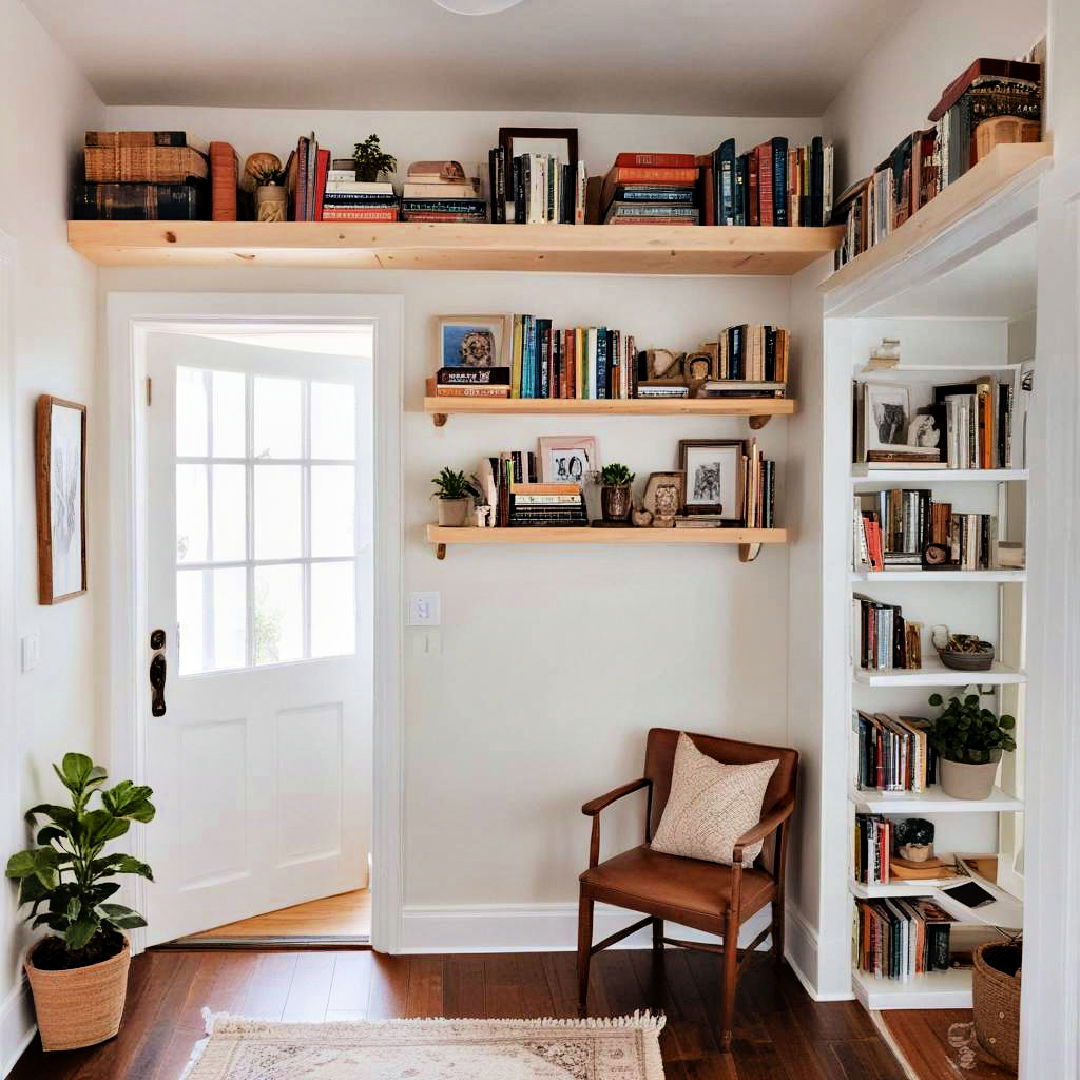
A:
596,328,608,400
771,137,789,227
714,138,737,225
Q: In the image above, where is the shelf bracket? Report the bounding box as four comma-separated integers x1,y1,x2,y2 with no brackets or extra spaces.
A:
739,542,762,563
748,415,771,430
435,543,447,561
431,412,448,428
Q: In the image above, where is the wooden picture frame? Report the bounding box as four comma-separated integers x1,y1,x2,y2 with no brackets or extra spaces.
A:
642,471,685,516
434,313,512,370
35,395,87,604
499,127,580,171
537,435,599,485
679,439,746,520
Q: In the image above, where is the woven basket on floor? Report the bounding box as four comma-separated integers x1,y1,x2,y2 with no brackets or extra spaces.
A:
972,941,1022,1073
24,938,131,1051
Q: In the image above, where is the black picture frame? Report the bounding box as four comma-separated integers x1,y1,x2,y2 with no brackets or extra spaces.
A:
499,127,579,170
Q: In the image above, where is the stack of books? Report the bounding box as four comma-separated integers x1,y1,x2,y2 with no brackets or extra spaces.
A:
599,154,700,225
855,898,953,980
75,131,209,219
429,368,509,400
696,136,833,227
852,594,923,671
322,168,399,222
488,148,585,224
703,324,789,384
852,712,938,794
475,454,588,528
853,814,893,885
401,161,486,223
285,133,329,221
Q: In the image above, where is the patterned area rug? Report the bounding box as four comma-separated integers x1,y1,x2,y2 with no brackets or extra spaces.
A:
183,1012,667,1079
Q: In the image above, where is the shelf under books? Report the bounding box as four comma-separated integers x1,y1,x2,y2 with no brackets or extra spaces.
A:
851,466,1028,484
850,786,1022,815
852,966,972,1010
852,657,1024,688
850,569,1025,583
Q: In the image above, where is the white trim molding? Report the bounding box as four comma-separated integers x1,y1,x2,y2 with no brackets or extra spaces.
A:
0,982,33,1079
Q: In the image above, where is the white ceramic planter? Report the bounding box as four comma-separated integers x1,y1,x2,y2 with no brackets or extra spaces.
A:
940,757,1000,800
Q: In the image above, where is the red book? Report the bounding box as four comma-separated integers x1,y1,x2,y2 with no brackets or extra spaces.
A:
694,154,715,226
600,165,699,212
313,148,330,221
615,152,697,169
928,58,1042,121
748,150,760,226
755,143,773,226
208,141,238,221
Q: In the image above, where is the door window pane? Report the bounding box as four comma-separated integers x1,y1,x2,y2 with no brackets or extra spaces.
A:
177,567,247,675
311,561,355,658
254,564,303,665
253,377,302,459
177,569,204,675
254,465,302,559
211,370,246,458
311,382,355,460
211,465,246,561
211,567,247,670
311,465,354,558
176,465,208,563
176,367,209,457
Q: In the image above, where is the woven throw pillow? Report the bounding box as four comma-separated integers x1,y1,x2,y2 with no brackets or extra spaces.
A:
651,733,779,867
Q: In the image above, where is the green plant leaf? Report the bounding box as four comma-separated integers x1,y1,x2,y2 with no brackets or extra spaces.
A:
91,854,154,882
17,875,47,905
1000,714,1017,729
64,914,99,951
31,912,66,931
25,803,77,832
36,826,65,847
928,693,943,707
99,903,147,930
101,782,156,823
79,809,131,847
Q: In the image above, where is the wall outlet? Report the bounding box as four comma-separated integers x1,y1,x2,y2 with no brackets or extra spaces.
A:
20,634,39,673
408,592,441,626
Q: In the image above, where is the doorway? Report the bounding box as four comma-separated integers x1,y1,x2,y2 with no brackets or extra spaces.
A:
106,294,404,954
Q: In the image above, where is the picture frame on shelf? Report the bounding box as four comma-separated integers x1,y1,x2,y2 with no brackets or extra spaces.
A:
679,439,746,520
434,314,511,369
498,127,579,172
862,382,911,453
642,471,685,516
538,435,599,486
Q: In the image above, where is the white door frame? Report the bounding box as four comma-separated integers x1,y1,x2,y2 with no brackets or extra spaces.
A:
105,292,404,953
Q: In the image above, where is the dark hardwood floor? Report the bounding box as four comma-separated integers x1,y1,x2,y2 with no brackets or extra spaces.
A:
12,947,904,1080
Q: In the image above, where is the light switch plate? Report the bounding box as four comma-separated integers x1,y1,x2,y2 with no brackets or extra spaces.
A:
408,592,441,626
20,634,39,673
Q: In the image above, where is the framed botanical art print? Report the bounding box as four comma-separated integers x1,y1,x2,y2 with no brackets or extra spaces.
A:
679,439,746,520
435,314,511,369
538,435,599,486
35,394,87,604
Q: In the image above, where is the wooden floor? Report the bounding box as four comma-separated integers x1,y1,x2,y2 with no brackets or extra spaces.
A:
182,889,371,942
878,1007,1016,1080
13,948,904,1080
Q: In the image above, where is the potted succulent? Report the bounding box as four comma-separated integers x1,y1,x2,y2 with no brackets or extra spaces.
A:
6,754,154,1050
926,692,1017,800
431,467,480,527
244,152,287,222
599,463,635,523
352,134,397,183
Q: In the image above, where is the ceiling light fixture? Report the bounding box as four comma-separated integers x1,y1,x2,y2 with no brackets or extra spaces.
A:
432,0,525,14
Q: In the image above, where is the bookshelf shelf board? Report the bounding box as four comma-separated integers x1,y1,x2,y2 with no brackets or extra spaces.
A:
823,142,1052,295
850,570,1026,584
849,880,942,900
851,467,1028,484
853,658,1025,687
852,967,971,1011
67,221,844,275
423,396,796,427
850,786,1022,815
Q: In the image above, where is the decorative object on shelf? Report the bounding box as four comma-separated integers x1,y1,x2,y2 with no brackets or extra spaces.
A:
682,351,712,396
972,940,1022,1072
926,692,1017,800
537,435,599,485
436,314,511,369
35,395,87,604
640,348,686,388
598,463,635,523
642,471,685,519
245,153,287,222
6,753,155,1050
937,632,996,672
351,134,397,182
679,439,745,520
867,337,901,369
895,817,935,862
996,541,1025,569
922,542,951,569
651,481,680,528
431,467,480,527
631,507,653,528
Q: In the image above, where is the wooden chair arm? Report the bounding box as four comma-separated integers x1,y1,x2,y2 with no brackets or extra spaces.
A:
731,796,796,866
581,778,651,816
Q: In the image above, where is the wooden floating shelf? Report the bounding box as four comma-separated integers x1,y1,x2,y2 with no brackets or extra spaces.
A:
853,658,1025,688
823,142,1052,293
67,220,843,275
851,467,1028,484
852,967,972,1011
426,523,786,562
850,786,1022,815
424,396,796,428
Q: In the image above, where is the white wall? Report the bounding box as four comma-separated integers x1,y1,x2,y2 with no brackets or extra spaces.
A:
0,0,104,1070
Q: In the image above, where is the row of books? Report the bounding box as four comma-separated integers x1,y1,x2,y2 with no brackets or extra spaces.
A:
834,58,1042,270
854,814,894,885
852,713,938,794
854,898,953,980
475,453,588,528
709,325,790,383
852,595,923,671
676,441,776,529
488,149,586,225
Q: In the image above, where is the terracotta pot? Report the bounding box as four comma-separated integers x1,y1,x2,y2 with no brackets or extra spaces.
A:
600,485,633,522
940,757,1000,800
437,498,470,527
25,938,130,1051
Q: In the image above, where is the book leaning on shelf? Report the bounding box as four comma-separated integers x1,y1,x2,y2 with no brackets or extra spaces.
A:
852,713,938,795
854,898,953,980
852,594,922,671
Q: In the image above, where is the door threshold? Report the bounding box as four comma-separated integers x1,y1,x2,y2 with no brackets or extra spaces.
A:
158,935,372,951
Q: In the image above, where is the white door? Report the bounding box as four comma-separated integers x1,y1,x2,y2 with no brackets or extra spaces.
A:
142,331,373,944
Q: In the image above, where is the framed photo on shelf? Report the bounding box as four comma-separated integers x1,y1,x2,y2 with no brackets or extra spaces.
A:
434,314,511,369
35,394,87,604
499,127,579,170
538,435,599,486
679,439,746,520
642,471,685,516
862,382,911,453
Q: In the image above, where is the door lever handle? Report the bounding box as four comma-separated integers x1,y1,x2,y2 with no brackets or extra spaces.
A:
150,652,167,717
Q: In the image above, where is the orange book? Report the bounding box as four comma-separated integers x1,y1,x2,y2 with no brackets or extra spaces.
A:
209,141,239,221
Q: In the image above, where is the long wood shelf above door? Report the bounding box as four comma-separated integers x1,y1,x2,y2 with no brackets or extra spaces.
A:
67,220,843,275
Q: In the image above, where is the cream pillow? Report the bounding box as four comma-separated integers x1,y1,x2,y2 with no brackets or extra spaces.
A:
651,733,779,867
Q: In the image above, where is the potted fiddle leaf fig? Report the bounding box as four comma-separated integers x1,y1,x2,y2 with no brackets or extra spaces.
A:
926,693,1017,800
599,463,635,523
6,754,155,1051
431,467,480,527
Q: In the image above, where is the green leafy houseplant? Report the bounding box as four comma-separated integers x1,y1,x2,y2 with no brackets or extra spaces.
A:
352,134,397,182
430,467,480,501
6,753,155,969
926,693,1017,765
249,165,286,186
600,463,635,487
599,463,635,523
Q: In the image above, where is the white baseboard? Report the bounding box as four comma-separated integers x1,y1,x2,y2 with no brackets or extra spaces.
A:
784,903,853,1002
0,980,34,1079
399,902,772,955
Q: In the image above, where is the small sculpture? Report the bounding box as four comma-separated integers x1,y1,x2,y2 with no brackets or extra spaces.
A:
244,153,287,223
639,348,687,387
631,507,653,528
683,351,713,398
895,817,935,862
652,482,679,527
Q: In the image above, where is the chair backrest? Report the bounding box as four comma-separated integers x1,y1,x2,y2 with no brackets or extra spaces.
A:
643,728,798,843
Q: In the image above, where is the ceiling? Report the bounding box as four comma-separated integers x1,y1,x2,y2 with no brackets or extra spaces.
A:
27,0,916,116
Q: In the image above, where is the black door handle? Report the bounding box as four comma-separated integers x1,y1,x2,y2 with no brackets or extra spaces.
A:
150,653,167,717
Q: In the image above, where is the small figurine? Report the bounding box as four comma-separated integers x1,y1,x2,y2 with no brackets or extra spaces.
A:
631,507,653,528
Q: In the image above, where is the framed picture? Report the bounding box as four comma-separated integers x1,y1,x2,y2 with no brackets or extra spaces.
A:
679,439,746,520
35,395,87,604
642,471,685,516
538,435,599,486
435,314,511,369
499,127,579,169
863,382,911,452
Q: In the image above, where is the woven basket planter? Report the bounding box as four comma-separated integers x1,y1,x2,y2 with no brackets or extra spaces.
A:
973,941,1022,1073
24,938,131,1051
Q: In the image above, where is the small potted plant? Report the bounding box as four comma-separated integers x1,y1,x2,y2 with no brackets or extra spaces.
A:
599,463,635,523
244,152,287,222
431,467,480,527
894,817,934,862
926,692,1017,800
6,754,155,1050
352,134,397,183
